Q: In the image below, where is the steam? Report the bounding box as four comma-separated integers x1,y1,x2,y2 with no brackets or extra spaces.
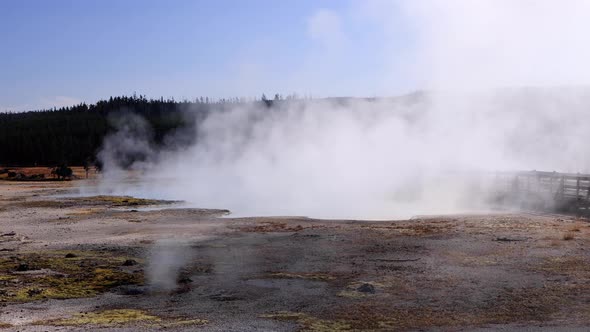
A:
146,239,193,292
93,1,590,219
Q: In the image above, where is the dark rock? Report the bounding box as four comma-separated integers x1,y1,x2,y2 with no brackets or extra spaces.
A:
16,263,29,271
494,237,525,242
209,293,241,301
357,283,376,294
178,276,192,284
122,259,138,266
64,253,77,258
118,286,145,296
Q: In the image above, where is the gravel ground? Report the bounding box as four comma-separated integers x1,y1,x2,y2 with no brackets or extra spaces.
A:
0,180,589,331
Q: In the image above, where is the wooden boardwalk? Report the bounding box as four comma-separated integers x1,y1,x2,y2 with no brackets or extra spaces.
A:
494,171,590,215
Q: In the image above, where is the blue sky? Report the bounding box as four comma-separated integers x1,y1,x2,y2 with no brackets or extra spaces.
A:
0,0,414,111
4,1,590,112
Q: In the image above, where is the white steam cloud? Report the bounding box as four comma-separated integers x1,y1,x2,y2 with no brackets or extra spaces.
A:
93,1,590,219
147,239,193,292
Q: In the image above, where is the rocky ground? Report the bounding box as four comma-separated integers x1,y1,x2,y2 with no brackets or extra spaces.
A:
0,180,589,331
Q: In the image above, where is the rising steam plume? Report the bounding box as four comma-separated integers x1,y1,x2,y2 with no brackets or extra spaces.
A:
92,1,590,219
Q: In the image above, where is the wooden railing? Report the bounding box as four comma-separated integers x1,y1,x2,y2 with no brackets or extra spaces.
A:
493,171,590,215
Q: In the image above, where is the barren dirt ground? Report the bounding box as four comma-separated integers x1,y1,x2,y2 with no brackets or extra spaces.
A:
0,180,589,331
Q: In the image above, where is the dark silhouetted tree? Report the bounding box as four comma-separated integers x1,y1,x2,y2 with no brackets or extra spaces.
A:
53,165,73,180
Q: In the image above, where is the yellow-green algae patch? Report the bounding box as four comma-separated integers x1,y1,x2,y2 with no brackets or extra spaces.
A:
65,207,105,216
261,312,351,332
266,272,336,281
0,322,12,329
46,309,160,326
87,195,178,206
36,309,208,327
14,195,178,209
0,250,142,303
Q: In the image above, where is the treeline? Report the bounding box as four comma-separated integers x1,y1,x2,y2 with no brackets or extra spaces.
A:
0,94,274,166
0,92,415,167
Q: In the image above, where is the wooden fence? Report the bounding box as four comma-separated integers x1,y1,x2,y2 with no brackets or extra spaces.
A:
493,171,590,215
